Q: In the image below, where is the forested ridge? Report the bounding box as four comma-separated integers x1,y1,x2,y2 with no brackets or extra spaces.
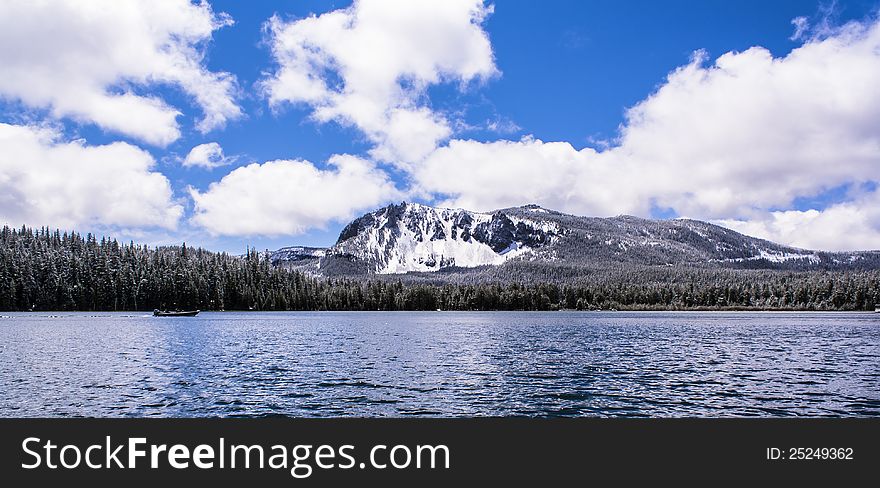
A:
1,226,878,312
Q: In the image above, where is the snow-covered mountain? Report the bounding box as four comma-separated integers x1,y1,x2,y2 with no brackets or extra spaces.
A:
325,202,561,274
273,202,880,276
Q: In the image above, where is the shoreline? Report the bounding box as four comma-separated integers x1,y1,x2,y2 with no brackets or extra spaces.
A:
2,308,877,315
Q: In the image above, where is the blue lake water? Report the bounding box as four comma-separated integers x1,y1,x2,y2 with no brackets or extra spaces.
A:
0,311,878,417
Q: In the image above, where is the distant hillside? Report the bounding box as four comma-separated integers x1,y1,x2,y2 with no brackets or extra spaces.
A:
272,202,880,279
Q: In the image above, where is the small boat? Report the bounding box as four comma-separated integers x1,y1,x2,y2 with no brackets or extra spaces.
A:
875,305,880,313
153,309,199,317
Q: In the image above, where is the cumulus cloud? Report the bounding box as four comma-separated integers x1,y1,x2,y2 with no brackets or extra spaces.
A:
718,190,880,252
614,33,880,219
417,137,632,215
261,0,496,166
414,17,880,250
0,0,241,146
0,123,182,230
183,142,234,169
189,155,400,236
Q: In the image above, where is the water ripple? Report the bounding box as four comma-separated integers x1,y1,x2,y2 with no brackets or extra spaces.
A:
0,311,878,417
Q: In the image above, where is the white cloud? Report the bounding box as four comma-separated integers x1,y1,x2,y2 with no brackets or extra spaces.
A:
189,155,400,236
485,116,521,134
718,190,880,252
790,16,810,41
183,142,234,169
0,0,241,146
417,137,632,215
261,0,496,166
0,123,182,230
613,32,880,219
414,17,880,250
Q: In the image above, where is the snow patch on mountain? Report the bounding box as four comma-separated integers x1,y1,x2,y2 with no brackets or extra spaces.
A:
723,249,821,264
380,233,514,274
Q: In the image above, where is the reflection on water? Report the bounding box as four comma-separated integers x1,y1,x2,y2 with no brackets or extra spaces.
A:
0,311,878,417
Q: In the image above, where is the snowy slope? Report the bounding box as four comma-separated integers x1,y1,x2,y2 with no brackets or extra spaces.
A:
269,246,326,265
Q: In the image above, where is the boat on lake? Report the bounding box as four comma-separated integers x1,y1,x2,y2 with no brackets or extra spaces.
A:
153,309,199,317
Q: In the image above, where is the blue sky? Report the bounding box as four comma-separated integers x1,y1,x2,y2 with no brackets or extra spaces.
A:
2,0,880,252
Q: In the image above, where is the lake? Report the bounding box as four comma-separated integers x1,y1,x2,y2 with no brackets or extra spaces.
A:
0,311,878,417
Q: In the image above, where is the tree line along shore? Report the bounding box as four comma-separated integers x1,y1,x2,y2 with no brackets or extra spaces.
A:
1,226,877,312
